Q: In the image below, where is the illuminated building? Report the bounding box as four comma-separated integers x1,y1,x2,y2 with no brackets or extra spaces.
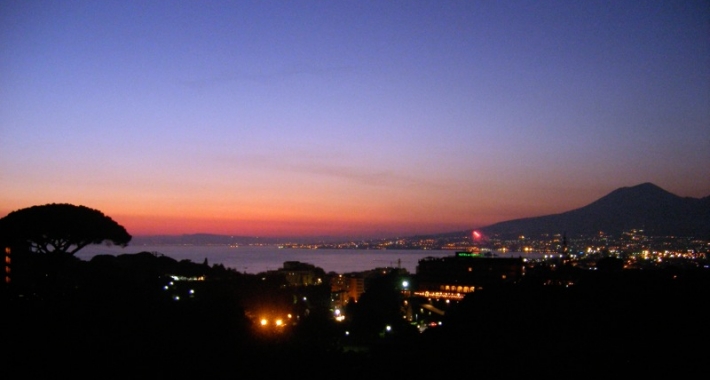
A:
415,252,524,298
403,252,525,329
271,261,324,286
330,273,365,307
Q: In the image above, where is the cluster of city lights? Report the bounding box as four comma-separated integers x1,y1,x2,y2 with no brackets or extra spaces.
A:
412,291,465,300
259,314,293,328
162,279,196,301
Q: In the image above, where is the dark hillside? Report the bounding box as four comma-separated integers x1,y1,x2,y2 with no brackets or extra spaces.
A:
479,183,710,238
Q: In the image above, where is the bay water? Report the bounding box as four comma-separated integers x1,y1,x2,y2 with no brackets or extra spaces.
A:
76,244,541,274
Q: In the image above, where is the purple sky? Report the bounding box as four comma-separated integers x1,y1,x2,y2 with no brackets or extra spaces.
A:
1,1,708,238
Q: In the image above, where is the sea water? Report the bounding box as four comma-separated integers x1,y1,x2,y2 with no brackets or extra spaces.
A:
76,244,542,274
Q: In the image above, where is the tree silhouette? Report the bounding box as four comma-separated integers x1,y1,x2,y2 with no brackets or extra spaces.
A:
348,269,406,334
0,203,131,256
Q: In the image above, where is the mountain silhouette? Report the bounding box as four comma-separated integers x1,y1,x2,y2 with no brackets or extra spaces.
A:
477,183,710,238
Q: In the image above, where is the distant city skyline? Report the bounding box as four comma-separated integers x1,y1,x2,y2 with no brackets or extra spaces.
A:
2,1,709,238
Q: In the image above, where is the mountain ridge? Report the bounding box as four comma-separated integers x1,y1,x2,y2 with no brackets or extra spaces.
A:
129,183,709,245
475,182,710,239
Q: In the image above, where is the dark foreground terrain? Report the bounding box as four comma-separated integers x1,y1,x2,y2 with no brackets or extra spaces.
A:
4,252,709,379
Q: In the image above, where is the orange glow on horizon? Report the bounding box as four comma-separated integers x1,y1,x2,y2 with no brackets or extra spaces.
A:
112,212,479,238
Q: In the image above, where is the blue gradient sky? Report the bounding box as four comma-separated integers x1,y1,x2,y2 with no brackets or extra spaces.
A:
2,1,709,238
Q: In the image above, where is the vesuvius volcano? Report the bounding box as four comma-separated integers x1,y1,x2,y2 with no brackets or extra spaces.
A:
476,183,710,239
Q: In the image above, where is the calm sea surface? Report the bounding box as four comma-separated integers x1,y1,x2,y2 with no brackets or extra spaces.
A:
76,244,542,274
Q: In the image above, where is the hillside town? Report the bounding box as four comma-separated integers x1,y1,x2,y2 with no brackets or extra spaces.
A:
3,203,709,378
280,228,708,262
4,230,709,378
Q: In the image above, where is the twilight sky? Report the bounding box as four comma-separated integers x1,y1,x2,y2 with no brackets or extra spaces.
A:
1,0,709,239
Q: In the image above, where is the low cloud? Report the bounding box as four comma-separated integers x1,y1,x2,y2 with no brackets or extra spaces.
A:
237,151,435,188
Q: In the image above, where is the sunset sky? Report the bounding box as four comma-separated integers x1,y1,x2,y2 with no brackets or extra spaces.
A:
1,1,708,239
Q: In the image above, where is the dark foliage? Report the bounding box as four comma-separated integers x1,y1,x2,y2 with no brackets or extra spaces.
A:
3,245,709,378
0,203,132,256
408,267,710,378
346,269,408,335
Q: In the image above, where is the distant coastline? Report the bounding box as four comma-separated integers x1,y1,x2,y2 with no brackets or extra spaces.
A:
76,244,546,274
